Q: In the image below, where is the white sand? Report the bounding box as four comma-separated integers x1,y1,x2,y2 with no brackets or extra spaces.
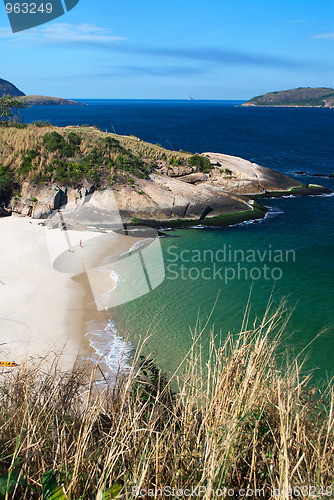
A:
0,216,88,369
0,214,164,373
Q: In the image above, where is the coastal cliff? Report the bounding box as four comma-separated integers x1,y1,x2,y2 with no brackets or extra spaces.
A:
0,125,329,226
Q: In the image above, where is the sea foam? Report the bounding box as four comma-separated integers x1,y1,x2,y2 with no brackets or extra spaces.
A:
85,318,132,382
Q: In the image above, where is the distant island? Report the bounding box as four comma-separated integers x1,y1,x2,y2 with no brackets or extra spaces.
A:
20,95,82,106
0,77,81,106
242,87,334,108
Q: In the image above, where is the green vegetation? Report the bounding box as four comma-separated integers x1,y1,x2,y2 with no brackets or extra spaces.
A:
243,87,334,107
19,149,38,176
168,157,182,166
0,124,219,207
128,203,267,229
0,94,28,124
43,131,79,157
188,154,213,173
0,166,15,204
5,129,154,187
31,120,53,128
0,304,333,498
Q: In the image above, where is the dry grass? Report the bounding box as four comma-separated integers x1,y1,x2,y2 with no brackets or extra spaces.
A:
0,125,190,174
0,301,333,499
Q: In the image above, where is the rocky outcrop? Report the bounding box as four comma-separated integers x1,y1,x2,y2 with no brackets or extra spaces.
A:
9,180,94,219
0,207,11,217
7,151,326,226
201,153,302,194
7,172,253,223
113,174,252,220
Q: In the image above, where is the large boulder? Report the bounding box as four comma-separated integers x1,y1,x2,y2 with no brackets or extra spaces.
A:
201,153,302,194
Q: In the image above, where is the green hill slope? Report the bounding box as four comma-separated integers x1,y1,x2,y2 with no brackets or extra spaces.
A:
242,87,334,107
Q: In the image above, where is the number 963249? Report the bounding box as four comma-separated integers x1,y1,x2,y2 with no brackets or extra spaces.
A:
5,3,53,14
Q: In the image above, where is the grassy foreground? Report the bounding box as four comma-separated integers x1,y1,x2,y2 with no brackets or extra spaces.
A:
0,303,333,499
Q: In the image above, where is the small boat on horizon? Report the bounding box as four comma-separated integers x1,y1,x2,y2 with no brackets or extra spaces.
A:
188,96,194,101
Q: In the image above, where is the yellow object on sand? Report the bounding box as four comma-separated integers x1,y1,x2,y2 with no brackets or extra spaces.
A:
0,361,18,367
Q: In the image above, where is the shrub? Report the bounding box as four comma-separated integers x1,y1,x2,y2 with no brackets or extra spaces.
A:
0,166,15,204
67,132,81,146
43,132,77,157
32,120,53,127
19,149,38,176
104,136,121,149
168,157,181,166
188,154,213,173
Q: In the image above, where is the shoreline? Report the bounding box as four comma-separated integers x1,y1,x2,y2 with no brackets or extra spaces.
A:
241,104,333,109
126,183,332,229
0,215,148,375
0,182,331,372
127,204,267,229
0,216,92,370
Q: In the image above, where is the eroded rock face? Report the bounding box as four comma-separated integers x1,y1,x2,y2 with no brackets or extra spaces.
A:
9,182,94,219
201,153,302,194
6,153,304,223
0,207,10,217
156,163,194,177
10,174,252,222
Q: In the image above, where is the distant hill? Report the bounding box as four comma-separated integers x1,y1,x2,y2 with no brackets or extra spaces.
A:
0,78,25,97
0,78,81,105
242,87,334,107
20,95,82,106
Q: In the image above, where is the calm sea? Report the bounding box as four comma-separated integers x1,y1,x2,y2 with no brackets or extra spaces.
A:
21,100,334,380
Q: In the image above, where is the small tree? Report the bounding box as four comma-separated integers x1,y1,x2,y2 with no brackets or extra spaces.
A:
0,94,27,124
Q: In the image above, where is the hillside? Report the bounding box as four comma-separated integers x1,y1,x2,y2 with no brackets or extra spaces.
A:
20,95,82,106
0,124,327,225
0,78,25,97
242,87,334,107
0,78,81,105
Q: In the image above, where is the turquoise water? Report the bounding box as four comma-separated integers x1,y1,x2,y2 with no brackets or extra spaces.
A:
21,101,334,379
117,191,334,379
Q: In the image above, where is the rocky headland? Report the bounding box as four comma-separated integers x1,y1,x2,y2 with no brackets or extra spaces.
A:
242,87,334,108
0,125,330,227
20,95,83,106
0,76,81,105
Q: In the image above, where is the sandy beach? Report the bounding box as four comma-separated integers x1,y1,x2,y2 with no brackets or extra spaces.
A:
0,216,90,369
0,214,163,373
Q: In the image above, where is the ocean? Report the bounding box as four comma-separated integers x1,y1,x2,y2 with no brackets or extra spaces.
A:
21,100,334,380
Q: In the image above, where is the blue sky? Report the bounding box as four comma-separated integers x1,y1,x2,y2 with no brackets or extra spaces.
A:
0,0,333,99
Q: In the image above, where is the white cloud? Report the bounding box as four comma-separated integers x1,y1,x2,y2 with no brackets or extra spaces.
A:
0,23,125,46
310,33,334,40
